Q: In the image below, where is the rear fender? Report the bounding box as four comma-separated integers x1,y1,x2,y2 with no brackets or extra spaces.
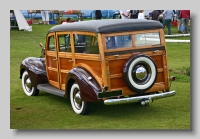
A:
66,67,102,102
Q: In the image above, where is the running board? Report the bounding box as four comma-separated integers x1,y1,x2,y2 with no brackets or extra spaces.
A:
37,84,65,97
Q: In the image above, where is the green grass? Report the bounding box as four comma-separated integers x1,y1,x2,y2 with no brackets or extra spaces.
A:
166,42,190,69
166,36,190,40
10,23,190,129
163,24,190,35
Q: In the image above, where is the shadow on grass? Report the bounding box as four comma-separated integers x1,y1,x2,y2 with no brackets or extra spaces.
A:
36,90,158,118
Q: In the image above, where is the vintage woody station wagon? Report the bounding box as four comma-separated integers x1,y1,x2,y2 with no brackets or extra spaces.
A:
20,19,176,115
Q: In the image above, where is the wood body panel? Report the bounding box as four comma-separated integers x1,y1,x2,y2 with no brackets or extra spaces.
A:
58,52,73,90
73,63,103,88
105,51,167,89
121,83,166,96
75,59,102,77
46,55,58,68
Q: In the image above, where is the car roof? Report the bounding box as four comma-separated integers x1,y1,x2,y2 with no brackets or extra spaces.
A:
48,19,163,33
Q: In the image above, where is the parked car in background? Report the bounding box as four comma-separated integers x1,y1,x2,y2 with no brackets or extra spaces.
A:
19,19,176,115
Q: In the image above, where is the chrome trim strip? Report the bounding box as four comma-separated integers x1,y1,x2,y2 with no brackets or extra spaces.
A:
104,90,176,105
104,46,165,56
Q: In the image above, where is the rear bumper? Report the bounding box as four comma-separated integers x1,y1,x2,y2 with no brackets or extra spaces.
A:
104,90,176,105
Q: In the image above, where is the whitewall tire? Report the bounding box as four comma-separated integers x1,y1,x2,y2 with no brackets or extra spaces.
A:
70,83,90,115
22,71,39,96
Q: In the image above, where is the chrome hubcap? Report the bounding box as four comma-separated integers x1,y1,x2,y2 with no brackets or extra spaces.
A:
24,75,32,93
132,63,152,85
73,89,82,110
75,92,81,105
136,66,147,80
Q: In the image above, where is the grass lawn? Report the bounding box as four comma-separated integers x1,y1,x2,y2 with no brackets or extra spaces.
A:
10,22,190,129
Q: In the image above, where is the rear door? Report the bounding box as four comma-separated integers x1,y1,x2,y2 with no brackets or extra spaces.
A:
56,32,74,90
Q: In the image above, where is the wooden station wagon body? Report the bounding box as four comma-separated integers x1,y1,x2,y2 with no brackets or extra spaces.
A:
19,19,176,115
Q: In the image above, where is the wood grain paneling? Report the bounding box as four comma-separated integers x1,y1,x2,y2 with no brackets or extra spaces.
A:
151,55,163,69
75,59,102,77
48,70,58,82
110,77,126,89
59,58,73,70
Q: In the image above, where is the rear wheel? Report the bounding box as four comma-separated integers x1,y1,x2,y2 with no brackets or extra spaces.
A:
70,83,90,115
22,71,39,96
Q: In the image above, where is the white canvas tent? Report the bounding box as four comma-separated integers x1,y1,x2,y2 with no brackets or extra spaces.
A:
10,10,32,31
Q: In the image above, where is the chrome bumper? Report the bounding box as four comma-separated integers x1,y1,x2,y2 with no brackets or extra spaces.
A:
104,90,176,105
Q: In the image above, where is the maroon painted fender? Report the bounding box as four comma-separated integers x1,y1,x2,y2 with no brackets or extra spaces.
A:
65,67,102,102
19,57,48,87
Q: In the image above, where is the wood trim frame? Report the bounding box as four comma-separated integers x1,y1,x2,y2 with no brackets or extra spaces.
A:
45,32,60,88
98,33,108,88
102,29,161,53
159,28,170,90
55,31,74,90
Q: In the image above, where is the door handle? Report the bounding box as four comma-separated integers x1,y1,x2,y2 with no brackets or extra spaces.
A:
69,60,73,62
113,54,119,57
53,58,57,60
153,50,159,53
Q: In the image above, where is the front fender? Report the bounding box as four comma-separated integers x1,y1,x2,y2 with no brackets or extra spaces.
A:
21,57,46,75
66,67,102,102
19,57,48,87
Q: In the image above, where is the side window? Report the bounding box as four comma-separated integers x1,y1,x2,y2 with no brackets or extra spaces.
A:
73,34,99,54
134,32,161,46
106,35,132,49
58,34,71,52
48,36,55,51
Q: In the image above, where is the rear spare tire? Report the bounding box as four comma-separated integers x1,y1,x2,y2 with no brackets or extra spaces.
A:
123,54,157,93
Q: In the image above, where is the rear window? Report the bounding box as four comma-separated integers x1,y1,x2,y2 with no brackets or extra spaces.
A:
105,32,161,50
106,35,132,49
134,32,160,46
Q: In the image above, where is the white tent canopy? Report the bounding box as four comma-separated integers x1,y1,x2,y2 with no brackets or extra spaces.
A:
11,10,32,31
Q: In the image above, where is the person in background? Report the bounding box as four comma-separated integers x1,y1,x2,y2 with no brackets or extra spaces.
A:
95,10,102,19
129,10,139,19
162,10,174,35
180,10,190,34
176,10,182,33
149,10,160,21
120,10,129,19
138,10,145,19
157,10,162,14
172,10,176,21
158,10,164,23
41,10,50,25
62,17,71,24
112,11,120,19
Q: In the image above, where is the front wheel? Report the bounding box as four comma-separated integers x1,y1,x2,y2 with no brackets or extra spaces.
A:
70,83,90,115
22,71,39,96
